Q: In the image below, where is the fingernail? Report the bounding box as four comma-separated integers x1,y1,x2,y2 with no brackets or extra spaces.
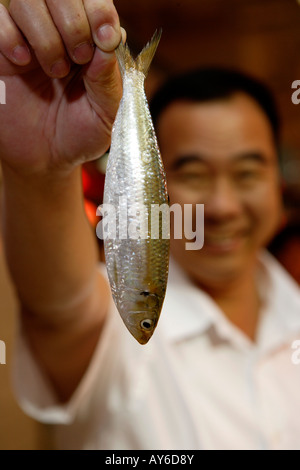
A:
120,27,127,44
50,59,70,78
11,45,31,65
96,24,120,51
73,42,94,64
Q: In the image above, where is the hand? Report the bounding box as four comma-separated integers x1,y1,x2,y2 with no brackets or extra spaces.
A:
0,0,123,175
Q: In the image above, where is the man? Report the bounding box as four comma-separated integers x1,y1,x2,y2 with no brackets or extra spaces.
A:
149,68,283,342
0,1,299,450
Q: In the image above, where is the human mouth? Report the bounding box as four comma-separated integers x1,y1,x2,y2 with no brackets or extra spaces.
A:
203,232,246,254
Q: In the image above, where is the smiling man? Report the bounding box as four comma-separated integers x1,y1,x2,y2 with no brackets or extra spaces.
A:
151,69,283,341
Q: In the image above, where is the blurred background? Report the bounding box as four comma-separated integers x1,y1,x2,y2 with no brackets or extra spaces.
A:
116,0,300,218
0,0,300,449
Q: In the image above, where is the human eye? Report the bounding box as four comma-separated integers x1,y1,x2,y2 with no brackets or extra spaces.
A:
237,169,258,180
177,165,210,187
234,165,263,186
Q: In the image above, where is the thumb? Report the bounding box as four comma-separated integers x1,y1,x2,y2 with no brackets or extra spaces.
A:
83,46,122,127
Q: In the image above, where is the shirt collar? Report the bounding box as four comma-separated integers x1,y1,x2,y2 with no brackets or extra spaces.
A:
255,251,300,352
159,252,300,353
159,256,227,343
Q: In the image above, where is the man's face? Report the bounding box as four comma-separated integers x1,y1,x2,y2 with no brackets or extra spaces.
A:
156,93,283,289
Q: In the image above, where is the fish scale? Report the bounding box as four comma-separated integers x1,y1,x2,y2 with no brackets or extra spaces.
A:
103,31,169,344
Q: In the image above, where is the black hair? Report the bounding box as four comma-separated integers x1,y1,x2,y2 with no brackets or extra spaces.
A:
268,221,300,255
150,67,280,143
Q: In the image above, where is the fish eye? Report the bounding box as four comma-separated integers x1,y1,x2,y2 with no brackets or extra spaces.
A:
140,319,153,331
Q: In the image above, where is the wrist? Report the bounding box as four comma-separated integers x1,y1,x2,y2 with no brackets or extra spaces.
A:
1,159,82,192
1,161,85,218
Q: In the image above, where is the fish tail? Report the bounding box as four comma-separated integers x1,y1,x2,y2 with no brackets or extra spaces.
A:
116,29,162,77
136,29,162,76
115,41,135,77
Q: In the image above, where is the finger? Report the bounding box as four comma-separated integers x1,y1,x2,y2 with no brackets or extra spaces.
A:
121,27,127,44
83,27,127,125
83,0,121,52
9,0,70,78
0,53,38,76
45,0,94,65
83,47,122,129
0,4,31,66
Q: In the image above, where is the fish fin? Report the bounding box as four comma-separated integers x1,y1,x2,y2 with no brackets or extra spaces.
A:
115,29,162,78
115,41,135,77
136,29,162,76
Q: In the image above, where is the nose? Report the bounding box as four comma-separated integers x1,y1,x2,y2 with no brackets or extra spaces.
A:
204,177,242,222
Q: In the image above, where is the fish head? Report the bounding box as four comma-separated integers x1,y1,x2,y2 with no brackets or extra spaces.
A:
118,288,165,345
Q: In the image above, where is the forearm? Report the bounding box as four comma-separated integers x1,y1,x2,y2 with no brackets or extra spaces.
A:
0,0,122,399
1,163,100,323
1,162,112,400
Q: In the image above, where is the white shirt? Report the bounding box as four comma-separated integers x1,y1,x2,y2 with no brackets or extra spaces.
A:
13,252,300,450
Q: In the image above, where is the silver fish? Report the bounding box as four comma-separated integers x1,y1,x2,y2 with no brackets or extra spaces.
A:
103,31,169,345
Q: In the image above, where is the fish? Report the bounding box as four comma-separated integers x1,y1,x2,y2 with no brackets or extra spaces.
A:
103,31,169,345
